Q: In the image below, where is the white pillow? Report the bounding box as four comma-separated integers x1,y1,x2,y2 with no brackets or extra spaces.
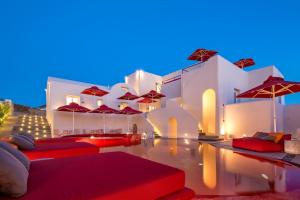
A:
10,135,35,150
0,148,28,197
0,141,30,171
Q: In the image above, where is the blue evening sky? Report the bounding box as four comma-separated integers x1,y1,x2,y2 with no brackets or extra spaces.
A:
0,0,299,106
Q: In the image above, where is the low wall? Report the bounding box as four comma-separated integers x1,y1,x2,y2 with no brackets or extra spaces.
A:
225,100,284,138
284,104,300,135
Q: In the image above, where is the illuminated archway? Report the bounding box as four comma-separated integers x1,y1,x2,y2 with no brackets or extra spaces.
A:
168,117,177,138
202,89,216,135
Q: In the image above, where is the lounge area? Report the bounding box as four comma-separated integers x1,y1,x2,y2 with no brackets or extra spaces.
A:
0,134,195,199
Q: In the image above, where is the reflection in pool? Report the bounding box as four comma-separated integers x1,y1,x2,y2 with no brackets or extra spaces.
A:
101,138,300,196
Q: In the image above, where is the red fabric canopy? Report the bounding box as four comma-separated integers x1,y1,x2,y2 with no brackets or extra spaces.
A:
188,48,217,62
81,86,109,97
141,90,165,99
234,58,255,69
57,103,90,113
120,106,142,115
137,98,157,103
117,92,140,100
90,104,120,114
237,76,300,98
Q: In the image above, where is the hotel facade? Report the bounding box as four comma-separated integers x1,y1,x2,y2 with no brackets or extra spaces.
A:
46,55,300,139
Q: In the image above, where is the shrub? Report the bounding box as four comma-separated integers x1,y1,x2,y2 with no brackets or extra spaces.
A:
0,103,10,126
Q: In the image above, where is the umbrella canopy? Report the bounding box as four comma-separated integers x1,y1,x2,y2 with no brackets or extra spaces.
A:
90,104,119,114
188,48,218,62
57,102,90,113
81,86,109,97
57,103,90,134
120,106,142,115
237,76,300,132
137,98,157,103
237,76,300,99
234,58,255,69
141,90,165,99
117,92,139,100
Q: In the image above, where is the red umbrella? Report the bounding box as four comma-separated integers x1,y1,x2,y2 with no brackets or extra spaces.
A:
90,104,120,133
237,76,300,132
188,48,218,62
234,58,255,69
57,103,90,134
81,86,109,108
117,92,139,100
137,98,157,103
120,106,142,133
81,86,109,97
141,90,165,99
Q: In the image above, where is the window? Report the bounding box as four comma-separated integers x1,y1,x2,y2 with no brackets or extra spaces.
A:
66,95,80,105
156,82,162,93
234,88,240,103
119,102,128,110
97,99,103,107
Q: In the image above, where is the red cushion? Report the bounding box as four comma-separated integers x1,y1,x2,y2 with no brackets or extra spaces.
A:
22,142,99,160
2,152,186,200
232,137,284,152
36,137,79,144
159,187,195,200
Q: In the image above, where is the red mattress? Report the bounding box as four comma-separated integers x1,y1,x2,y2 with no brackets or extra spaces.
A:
2,152,190,200
232,137,284,152
22,142,99,160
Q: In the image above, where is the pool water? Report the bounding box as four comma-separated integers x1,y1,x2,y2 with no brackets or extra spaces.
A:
101,138,300,196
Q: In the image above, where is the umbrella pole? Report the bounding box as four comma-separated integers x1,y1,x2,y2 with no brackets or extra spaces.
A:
72,111,75,134
104,114,106,133
127,115,129,133
272,86,277,132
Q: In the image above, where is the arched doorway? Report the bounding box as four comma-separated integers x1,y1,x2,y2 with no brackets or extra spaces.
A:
202,89,216,135
168,117,177,138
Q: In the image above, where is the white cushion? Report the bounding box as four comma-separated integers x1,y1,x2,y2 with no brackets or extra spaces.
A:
0,148,28,197
0,141,30,171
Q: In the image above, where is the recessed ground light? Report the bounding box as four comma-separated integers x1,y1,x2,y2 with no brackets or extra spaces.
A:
35,137,39,140
198,163,203,166
27,130,31,133
43,134,47,138
19,128,23,131
185,148,190,151
35,132,39,136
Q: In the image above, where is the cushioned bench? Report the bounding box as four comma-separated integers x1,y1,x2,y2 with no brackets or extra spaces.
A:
232,134,292,152
22,142,99,160
1,152,194,200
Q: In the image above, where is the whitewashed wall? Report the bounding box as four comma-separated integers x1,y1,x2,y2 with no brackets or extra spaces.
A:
225,100,284,138
147,98,198,139
284,104,300,135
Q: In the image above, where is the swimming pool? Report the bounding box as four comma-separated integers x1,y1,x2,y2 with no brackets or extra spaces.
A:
101,138,300,196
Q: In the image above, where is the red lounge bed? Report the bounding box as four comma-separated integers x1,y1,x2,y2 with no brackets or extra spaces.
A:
22,142,99,160
2,152,195,200
232,134,291,152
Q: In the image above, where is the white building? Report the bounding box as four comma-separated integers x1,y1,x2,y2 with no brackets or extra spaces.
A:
46,55,300,139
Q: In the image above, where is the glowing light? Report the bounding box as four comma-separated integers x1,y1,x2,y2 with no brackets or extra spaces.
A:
184,133,188,137
19,128,23,131
184,139,190,145
21,124,24,126
43,130,46,133
35,128,39,131
261,174,269,180
28,126,31,128
27,130,31,133
125,76,128,84
220,124,225,136
35,137,39,140
35,132,39,136
43,134,47,138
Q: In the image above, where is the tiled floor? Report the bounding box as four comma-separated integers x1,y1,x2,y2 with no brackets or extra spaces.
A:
101,138,300,197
